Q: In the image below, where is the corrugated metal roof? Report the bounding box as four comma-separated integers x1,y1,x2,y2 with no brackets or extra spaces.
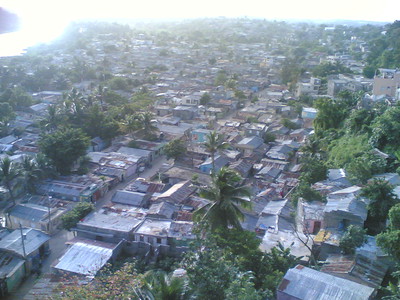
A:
9,204,48,222
78,209,144,233
0,228,50,257
0,252,25,278
156,181,196,204
278,265,375,300
54,242,113,276
148,202,176,219
324,195,368,220
111,190,147,207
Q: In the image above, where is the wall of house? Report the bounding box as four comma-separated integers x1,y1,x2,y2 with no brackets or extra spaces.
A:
323,211,363,230
373,74,400,97
76,224,131,244
5,262,25,293
134,234,168,247
123,241,151,256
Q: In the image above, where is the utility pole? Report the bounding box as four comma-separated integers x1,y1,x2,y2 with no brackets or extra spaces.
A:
19,223,26,259
47,195,52,233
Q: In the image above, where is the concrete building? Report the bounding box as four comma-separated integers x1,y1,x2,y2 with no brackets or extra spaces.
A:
373,68,400,98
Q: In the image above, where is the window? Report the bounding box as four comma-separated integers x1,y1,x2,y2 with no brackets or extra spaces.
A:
157,238,162,244
139,235,144,242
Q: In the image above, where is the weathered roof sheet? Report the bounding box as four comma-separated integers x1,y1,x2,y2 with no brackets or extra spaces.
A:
0,251,25,278
162,167,212,186
237,136,264,149
148,202,176,219
278,265,375,300
111,190,148,207
9,203,48,222
0,228,50,257
372,173,400,186
320,254,388,288
78,209,144,233
54,242,114,276
116,146,151,158
156,180,196,204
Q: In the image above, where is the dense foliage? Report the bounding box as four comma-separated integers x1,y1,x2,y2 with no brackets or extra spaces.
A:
61,201,94,230
39,128,90,175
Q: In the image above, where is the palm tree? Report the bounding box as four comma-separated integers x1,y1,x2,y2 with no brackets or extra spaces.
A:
20,156,42,194
142,270,188,300
139,112,158,133
65,87,86,118
96,84,107,109
119,114,140,137
204,131,229,174
194,167,252,232
41,105,63,132
36,153,57,179
0,156,21,205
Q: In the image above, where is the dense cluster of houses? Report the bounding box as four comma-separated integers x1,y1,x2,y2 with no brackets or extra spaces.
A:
1,20,399,298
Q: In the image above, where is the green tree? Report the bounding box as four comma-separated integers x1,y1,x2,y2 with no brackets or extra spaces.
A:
36,153,57,179
84,104,120,141
0,86,33,109
20,156,42,194
164,139,186,160
214,70,227,86
377,204,400,261
263,132,276,144
0,102,15,136
369,106,400,152
313,98,348,136
290,182,324,205
204,131,229,174
344,108,375,135
40,105,64,132
299,156,327,184
194,167,251,232
39,128,90,175
346,152,387,184
142,270,189,300
137,112,158,138
119,114,140,137
363,65,376,79
281,118,300,130
56,263,142,299
361,179,399,234
339,225,367,254
312,62,351,78
182,246,238,300
0,156,21,205
200,93,211,106
61,201,94,230
225,272,267,300
327,134,371,168
0,102,15,125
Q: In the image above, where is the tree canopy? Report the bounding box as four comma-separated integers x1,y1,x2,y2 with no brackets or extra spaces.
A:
39,128,90,175
194,167,251,232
